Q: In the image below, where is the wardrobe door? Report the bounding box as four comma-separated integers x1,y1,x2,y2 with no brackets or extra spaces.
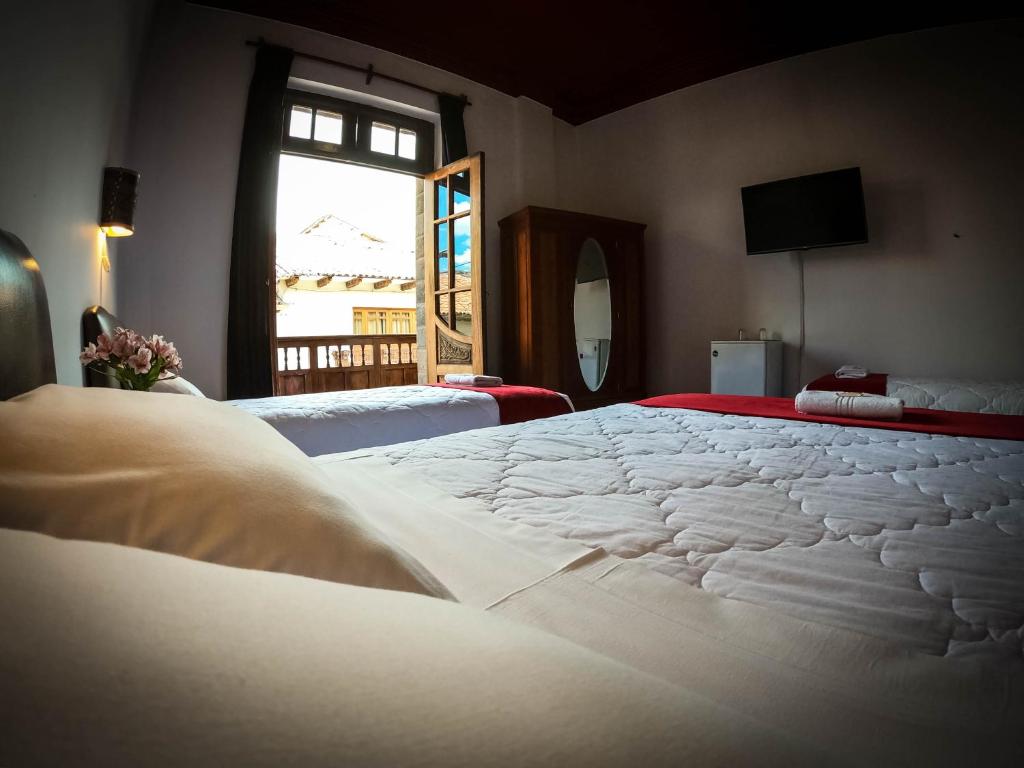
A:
616,226,645,400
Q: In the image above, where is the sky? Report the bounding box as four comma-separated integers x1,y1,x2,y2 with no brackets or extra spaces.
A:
277,154,416,247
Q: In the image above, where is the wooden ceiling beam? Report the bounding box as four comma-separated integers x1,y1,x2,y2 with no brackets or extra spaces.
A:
316,275,333,288
284,275,299,287
400,281,416,291
344,277,362,289
373,279,392,290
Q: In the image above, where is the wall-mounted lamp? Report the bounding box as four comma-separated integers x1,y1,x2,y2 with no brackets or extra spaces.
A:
100,166,140,238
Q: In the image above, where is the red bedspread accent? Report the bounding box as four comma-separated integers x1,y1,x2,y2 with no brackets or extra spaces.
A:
805,372,889,395
634,393,1024,441
429,383,572,425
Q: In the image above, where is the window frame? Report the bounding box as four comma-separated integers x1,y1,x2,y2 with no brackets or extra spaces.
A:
353,307,416,336
282,90,436,176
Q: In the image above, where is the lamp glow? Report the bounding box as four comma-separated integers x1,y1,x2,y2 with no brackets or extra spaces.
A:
101,224,134,238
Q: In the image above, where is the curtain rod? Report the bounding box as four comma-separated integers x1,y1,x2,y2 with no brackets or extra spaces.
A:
245,39,471,106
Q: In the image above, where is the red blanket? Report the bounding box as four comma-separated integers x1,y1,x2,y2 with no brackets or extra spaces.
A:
634,393,1024,441
805,372,888,395
429,383,572,425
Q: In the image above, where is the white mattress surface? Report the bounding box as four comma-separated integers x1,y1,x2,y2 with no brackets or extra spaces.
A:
887,376,1024,415
357,403,1024,659
229,385,499,456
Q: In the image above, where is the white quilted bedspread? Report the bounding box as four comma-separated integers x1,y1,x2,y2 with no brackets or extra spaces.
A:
887,376,1024,415
229,385,499,456
359,404,1024,659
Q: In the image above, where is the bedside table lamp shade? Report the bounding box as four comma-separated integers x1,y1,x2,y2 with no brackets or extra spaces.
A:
100,167,140,237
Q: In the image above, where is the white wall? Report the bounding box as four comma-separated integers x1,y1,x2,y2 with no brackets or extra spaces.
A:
120,1,573,399
120,11,1022,399
0,0,154,384
566,20,1024,396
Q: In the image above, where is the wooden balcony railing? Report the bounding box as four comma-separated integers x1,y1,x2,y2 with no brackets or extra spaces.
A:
274,334,418,396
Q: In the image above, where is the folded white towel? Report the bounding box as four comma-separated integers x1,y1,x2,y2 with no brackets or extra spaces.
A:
795,390,904,421
835,365,868,379
444,374,504,387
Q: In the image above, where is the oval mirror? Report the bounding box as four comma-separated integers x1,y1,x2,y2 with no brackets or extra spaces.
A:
573,238,611,392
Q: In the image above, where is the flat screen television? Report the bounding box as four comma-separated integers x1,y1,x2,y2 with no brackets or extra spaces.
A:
741,167,868,254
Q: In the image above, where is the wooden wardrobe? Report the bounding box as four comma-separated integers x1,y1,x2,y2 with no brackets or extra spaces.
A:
499,206,646,410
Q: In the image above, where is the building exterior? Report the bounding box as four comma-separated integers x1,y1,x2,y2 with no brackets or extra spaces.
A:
275,214,416,337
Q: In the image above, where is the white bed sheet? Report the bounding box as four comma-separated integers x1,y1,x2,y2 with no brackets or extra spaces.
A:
333,402,1024,660
228,385,500,456
887,375,1024,414
316,447,1024,765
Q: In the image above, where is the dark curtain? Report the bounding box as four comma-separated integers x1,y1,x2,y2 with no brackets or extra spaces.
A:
226,43,293,400
438,92,468,165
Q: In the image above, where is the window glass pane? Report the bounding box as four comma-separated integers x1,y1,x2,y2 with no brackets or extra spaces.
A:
453,170,470,213
436,293,451,328
353,312,363,335
371,122,397,154
454,290,473,336
435,178,448,219
436,222,450,291
289,106,312,139
398,128,416,159
314,110,343,144
453,215,471,282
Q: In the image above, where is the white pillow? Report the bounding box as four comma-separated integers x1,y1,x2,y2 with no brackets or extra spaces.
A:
151,375,205,397
0,526,804,766
0,384,448,598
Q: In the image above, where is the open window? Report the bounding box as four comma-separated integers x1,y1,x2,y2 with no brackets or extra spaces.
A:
423,153,485,381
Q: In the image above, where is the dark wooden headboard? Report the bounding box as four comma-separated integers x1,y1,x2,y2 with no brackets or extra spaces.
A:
0,229,56,400
82,305,122,388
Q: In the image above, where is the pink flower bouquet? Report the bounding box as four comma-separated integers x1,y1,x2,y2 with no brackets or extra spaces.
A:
80,327,183,391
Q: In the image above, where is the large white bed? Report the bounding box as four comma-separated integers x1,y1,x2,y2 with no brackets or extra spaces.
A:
3,230,1023,765
327,401,1024,659
314,398,1024,764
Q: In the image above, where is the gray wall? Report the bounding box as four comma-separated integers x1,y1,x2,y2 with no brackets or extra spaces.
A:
568,20,1024,396
0,0,154,385
119,1,572,399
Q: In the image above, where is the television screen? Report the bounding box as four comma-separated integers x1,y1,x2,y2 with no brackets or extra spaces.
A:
741,167,868,254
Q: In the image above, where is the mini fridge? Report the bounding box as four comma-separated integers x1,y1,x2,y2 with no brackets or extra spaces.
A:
710,340,783,396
